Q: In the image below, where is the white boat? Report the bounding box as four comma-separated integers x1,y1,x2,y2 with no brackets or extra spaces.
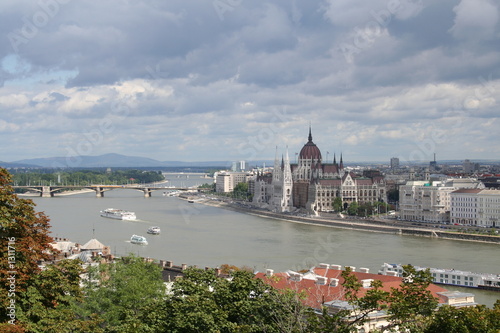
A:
163,190,180,197
378,263,500,291
130,234,148,245
100,208,136,220
147,226,161,235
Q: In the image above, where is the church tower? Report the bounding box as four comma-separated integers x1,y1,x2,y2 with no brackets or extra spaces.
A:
271,147,293,212
282,147,293,212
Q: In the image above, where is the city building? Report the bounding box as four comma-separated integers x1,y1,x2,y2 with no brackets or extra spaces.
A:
231,160,247,172
215,171,251,193
399,178,484,223
252,128,387,215
390,157,399,170
463,159,479,174
450,188,500,227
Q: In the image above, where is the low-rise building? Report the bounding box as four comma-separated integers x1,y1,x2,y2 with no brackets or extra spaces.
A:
215,171,251,193
451,188,500,227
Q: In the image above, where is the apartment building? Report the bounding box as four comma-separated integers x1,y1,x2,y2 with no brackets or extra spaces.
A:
215,171,251,193
399,178,484,223
451,189,500,227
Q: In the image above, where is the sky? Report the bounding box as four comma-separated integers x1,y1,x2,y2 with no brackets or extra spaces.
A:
0,0,499,165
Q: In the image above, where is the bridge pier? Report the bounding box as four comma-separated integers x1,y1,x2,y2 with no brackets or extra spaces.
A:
143,188,152,198
95,187,105,197
41,186,53,197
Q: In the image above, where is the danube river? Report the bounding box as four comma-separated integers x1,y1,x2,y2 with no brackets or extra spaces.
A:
30,173,500,307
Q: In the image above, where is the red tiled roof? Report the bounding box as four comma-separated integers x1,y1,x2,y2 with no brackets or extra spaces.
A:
355,179,374,185
319,179,342,186
322,164,339,173
255,267,447,310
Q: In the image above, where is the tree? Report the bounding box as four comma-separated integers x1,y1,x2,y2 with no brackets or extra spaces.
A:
232,182,250,200
307,267,389,333
425,304,500,333
15,260,101,333
333,197,343,212
1,168,56,328
76,255,166,333
164,267,309,332
357,202,373,217
383,265,439,332
1,168,98,332
387,189,399,203
347,202,359,216
306,266,446,333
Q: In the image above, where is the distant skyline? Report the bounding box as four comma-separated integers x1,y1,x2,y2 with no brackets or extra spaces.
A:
1,0,499,163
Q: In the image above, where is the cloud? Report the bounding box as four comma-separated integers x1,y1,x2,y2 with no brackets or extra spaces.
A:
0,0,498,162
449,0,499,41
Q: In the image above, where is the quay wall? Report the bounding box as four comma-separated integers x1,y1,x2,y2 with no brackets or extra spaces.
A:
200,200,500,245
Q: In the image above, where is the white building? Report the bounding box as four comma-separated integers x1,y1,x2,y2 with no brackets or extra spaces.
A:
399,178,484,223
215,171,251,193
450,188,500,227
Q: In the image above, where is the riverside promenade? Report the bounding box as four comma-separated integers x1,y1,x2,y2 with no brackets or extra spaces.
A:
196,197,500,245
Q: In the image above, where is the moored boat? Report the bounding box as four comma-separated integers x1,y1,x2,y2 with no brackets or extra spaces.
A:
130,234,148,245
100,208,136,220
378,263,500,291
147,226,161,235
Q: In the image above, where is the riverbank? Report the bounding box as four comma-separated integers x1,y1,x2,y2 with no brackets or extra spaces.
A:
195,198,500,245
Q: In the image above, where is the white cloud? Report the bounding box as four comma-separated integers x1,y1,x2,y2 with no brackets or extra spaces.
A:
450,0,499,41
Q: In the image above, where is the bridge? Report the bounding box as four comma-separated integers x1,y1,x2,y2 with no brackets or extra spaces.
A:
13,185,209,198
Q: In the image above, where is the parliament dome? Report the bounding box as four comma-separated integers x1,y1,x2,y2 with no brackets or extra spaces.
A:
299,128,322,160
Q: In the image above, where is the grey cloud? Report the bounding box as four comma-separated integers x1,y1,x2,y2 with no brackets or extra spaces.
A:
0,0,499,162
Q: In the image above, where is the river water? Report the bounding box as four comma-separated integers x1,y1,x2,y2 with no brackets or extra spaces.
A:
30,173,500,307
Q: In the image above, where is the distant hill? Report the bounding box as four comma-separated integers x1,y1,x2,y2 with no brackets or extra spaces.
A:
8,153,500,169
0,161,41,168
11,153,237,168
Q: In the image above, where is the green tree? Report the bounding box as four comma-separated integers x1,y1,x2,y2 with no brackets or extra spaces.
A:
15,260,102,333
357,202,373,217
347,202,359,216
1,168,55,329
306,266,448,333
198,183,215,190
387,189,399,203
77,255,166,333
164,267,309,332
307,267,389,333
425,304,500,333
383,265,439,332
1,168,97,332
333,197,343,212
232,182,250,200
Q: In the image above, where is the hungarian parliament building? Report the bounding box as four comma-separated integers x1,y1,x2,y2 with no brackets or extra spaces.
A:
251,128,387,215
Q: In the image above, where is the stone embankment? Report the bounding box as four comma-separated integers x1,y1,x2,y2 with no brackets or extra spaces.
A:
199,199,500,245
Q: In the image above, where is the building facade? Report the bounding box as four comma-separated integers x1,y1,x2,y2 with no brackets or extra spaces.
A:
390,157,399,170
252,128,387,214
450,188,500,227
399,178,485,223
215,171,250,193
